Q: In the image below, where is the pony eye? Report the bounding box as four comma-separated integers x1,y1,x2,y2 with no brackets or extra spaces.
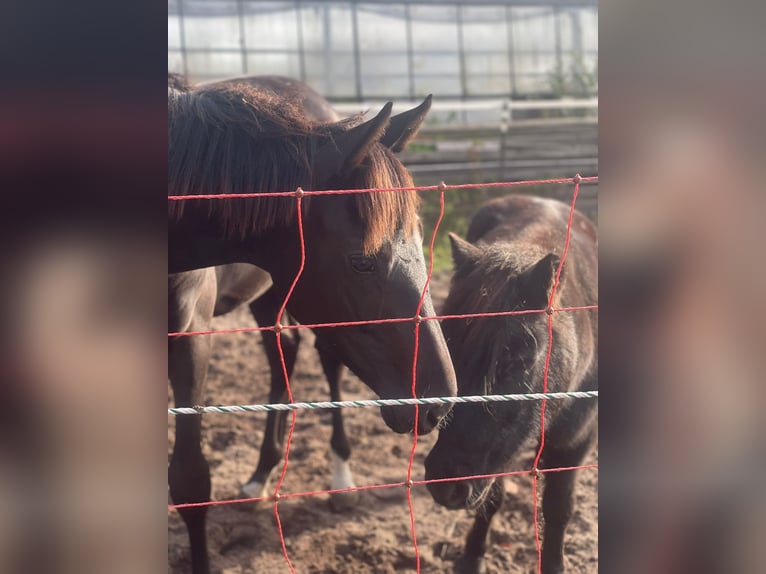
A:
350,254,376,273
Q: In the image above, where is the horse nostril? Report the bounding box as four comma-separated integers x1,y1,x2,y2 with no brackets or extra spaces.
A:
454,482,470,505
418,408,441,434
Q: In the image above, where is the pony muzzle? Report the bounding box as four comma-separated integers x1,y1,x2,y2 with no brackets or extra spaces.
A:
426,479,472,510
424,447,485,509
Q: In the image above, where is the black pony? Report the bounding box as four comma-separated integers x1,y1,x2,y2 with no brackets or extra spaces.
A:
425,194,598,574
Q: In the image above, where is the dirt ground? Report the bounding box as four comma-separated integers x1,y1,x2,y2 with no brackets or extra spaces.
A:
168,273,598,573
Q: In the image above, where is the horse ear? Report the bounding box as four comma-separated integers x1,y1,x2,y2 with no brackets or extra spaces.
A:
449,232,481,268
314,102,393,184
521,253,562,309
380,95,432,152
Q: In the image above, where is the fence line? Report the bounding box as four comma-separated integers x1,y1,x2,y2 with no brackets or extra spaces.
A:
168,174,597,202
168,464,599,511
167,304,599,338
167,390,599,416
332,97,599,116
168,174,598,574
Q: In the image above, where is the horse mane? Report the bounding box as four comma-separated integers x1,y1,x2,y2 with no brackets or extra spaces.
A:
168,84,419,253
168,72,191,92
444,242,555,394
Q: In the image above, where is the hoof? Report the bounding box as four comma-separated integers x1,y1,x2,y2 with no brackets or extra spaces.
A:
239,480,270,505
328,489,360,513
454,554,486,574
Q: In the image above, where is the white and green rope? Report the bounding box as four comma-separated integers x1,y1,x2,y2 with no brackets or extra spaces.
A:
168,390,598,416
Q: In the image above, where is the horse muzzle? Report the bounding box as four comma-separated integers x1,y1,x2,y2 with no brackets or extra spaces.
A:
380,402,451,435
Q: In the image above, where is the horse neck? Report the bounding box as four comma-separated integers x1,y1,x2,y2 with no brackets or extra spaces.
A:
168,207,297,274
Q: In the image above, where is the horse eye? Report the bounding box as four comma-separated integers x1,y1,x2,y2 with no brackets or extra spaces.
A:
350,254,376,273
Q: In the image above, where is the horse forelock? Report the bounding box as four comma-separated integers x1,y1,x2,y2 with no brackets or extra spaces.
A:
350,144,420,254
168,84,419,252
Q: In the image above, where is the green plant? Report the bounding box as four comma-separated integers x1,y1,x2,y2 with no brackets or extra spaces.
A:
544,54,598,119
407,142,436,153
418,178,552,273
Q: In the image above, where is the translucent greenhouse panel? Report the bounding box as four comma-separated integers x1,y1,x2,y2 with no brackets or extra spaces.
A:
414,75,461,99
357,4,407,51
465,75,511,97
557,9,578,54
186,52,244,80
509,7,557,54
359,53,409,77
360,76,410,99
303,52,355,78
513,73,552,95
460,6,509,52
168,51,185,75
303,51,357,99
299,2,354,52
304,75,357,100
246,52,302,78
409,5,460,52
243,2,299,50
182,1,242,50
580,8,598,52
412,53,460,76
168,16,182,50
464,53,510,77
517,50,559,71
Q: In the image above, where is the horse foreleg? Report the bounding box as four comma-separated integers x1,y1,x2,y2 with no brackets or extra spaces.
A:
539,434,595,574
316,335,358,512
241,292,300,500
455,479,505,574
168,332,213,574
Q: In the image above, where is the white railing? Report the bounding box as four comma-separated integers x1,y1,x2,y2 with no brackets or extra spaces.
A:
333,97,598,118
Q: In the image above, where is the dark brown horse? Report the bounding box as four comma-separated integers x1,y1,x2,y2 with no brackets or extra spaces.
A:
179,74,364,509
424,195,597,574
206,75,341,126
168,79,457,573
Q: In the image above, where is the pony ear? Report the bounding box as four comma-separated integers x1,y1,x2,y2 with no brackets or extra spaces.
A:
314,102,393,184
521,253,562,309
380,95,432,152
449,232,481,268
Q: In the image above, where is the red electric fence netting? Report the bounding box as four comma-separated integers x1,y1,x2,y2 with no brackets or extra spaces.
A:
168,175,598,574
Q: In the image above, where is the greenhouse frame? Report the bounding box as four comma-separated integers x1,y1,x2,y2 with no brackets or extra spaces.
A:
169,0,598,101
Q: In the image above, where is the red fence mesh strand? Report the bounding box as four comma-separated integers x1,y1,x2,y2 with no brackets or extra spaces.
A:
166,176,598,202
169,464,599,511
531,176,580,574
167,305,600,339
269,190,308,573
168,175,598,573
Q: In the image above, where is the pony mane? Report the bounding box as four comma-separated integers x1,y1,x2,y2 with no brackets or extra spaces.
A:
444,243,554,393
448,242,553,316
168,84,419,253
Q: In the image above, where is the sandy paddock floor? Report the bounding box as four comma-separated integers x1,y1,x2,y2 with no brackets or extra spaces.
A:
168,274,598,573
